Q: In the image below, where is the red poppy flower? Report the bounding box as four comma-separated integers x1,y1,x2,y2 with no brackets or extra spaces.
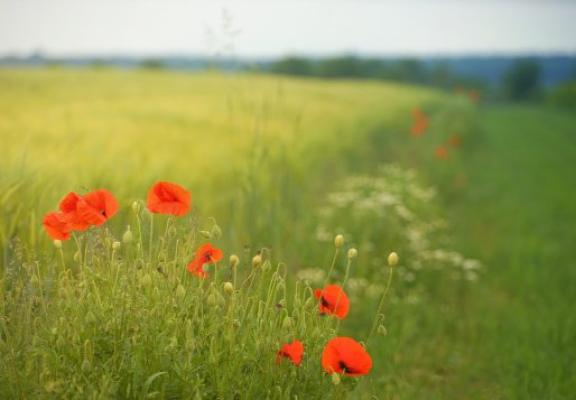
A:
314,284,349,319
468,89,480,103
76,189,119,226
187,243,223,278
448,134,462,148
435,146,449,160
276,340,304,366
59,192,90,230
43,212,71,241
147,181,191,216
321,337,372,377
410,107,428,137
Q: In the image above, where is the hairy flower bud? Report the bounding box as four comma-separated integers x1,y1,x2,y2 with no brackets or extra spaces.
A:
347,248,358,259
387,252,399,267
53,240,62,249
334,234,344,248
223,281,234,295
229,254,240,268
131,201,141,214
112,241,121,251
252,254,262,268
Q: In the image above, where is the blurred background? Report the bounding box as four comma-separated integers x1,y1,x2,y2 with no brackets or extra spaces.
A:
1,1,575,399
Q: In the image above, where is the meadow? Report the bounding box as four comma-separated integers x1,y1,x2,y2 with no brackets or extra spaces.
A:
1,68,574,399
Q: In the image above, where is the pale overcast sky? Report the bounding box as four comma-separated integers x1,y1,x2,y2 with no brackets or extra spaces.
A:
0,0,575,57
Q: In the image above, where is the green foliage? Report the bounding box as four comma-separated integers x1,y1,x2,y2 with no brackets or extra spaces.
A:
0,206,388,398
548,80,576,108
503,59,541,101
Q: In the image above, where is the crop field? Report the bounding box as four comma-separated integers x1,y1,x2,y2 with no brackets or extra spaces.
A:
1,69,574,399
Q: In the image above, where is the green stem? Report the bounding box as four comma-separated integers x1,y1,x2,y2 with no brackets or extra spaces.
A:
366,266,395,345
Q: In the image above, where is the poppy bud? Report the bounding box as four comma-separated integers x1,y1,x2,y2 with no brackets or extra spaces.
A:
53,240,62,249
232,319,241,328
387,252,399,267
347,248,358,259
252,254,262,268
334,234,344,248
131,201,141,214
175,284,186,299
122,226,133,244
377,324,388,336
73,251,81,263
331,373,341,386
282,316,293,329
112,241,121,251
229,254,240,268
199,230,211,239
30,274,39,285
223,281,234,295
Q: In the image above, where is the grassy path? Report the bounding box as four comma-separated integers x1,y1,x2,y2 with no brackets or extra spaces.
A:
447,105,576,399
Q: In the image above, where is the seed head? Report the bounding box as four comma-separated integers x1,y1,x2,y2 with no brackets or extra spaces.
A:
112,241,121,251
229,254,240,268
387,251,399,267
53,240,62,249
334,234,344,248
347,248,358,259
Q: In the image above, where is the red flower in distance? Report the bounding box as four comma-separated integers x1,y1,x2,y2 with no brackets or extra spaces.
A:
321,337,372,377
435,146,449,160
448,134,462,148
314,284,350,319
187,243,223,278
277,340,304,366
411,107,429,137
147,181,191,216
43,212,71,240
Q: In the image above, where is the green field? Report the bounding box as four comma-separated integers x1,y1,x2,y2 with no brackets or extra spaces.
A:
1,69,574,399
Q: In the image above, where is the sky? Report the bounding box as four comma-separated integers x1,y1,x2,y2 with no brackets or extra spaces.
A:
0,0,575,57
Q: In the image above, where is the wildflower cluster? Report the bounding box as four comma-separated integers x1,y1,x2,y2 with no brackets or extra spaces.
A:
314,165,481,302
2,181,398,398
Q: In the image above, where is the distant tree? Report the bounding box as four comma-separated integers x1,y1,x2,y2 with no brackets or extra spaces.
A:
429,62,454,89
269,57,315,76
503,59,541,101
388,59,427,83
316,56,363,78
140,59,165,70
